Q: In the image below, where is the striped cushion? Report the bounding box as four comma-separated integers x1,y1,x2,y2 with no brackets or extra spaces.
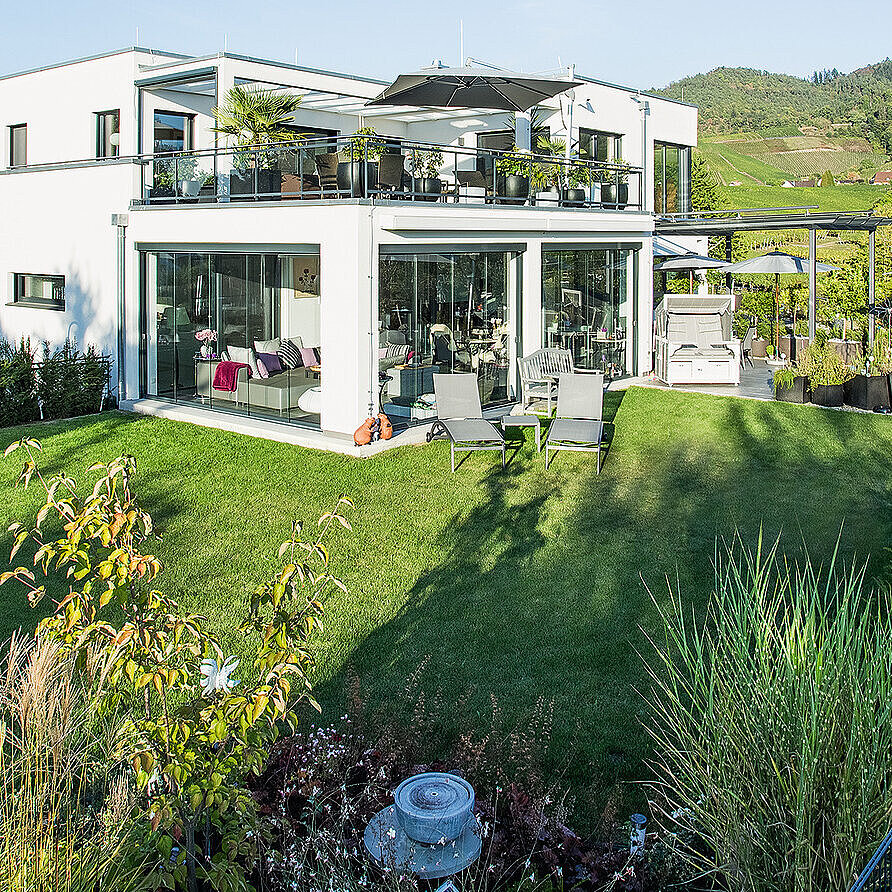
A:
277,338,303,369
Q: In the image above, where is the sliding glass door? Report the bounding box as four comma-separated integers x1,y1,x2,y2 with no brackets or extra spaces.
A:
542,247,634,378
378,248,519,422
142,249,322,427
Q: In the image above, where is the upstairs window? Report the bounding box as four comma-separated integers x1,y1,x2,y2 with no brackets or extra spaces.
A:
10,273,65,310
579,128,622,163
96,110,120,158
9,124,26,167
153,112,193,153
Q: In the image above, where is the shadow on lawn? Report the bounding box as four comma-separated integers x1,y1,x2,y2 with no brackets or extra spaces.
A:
313,389,892,829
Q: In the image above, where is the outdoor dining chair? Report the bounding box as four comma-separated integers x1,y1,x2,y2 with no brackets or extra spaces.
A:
544,372,606,472
428,373,505,473
740,325,756,368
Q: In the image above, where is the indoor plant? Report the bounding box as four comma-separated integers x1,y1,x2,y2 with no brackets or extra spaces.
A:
212,84,304,198
338,127,385,196
844,341,892,410
798,339,854,407
494,147,532,202
773,364,809,404
407,145,444,200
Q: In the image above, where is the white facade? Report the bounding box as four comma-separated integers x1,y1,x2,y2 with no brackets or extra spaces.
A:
0,47,698,441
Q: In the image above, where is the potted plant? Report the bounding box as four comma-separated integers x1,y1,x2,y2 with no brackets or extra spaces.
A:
844,341,892,410
565,161,591,205
773,365,809,404
798,339,853,407
599,159,630,208
407,146,444,201
337,127,385,197
494,148,532,203
213,85,304,199
531,135,566,205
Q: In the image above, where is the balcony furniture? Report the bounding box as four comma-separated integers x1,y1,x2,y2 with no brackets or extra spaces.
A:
281,173,321,197
195,360,317,413
315,153,340,194
379,330,410,371
501,414,541,451
518,347,588,415
545,372,606,472
428,372,505,473
740,325,756,368
654,295,741,386
378,154,408,198
456,170,488,204
430,324,471,369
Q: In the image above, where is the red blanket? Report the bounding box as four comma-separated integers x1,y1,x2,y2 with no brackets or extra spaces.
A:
212,361,250,392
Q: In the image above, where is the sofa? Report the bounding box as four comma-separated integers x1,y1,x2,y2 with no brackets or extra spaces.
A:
379,330,410,372
196,360,319,413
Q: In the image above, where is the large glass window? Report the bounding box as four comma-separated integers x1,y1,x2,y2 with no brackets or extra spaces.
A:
542,248,633,378
654,142,691,215
143,250,321,427
9,124,26,167
579,129,622,163
96,110,120,158
379,249,518,422
153,112,192,153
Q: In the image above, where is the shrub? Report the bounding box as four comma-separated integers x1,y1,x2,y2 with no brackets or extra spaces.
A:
36,339,110,420
797,339,855,386
772,365,797,392
0,337,39,427
643,536,892,892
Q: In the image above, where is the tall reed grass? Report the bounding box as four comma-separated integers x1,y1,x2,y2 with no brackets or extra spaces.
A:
0,634,150,892
643,537,892,892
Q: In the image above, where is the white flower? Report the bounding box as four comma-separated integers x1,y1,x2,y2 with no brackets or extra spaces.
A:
199,656,240,696
387,827,397,840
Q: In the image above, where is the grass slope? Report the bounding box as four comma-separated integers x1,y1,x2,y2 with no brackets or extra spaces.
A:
2,391,891,827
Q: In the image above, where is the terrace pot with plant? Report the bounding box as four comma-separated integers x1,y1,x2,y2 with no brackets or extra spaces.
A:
337,127,385,197
844,341,892,410
773,364,809,404
565,160,592,205
407,145,444,201
599,159,630,208
213,84,305,199
531,134,567,204
799,338,854,407
494,148,532,203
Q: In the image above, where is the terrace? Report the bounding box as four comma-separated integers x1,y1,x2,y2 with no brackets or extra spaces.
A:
132,135,645,211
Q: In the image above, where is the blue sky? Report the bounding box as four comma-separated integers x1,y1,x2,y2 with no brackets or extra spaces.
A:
1,0,889,88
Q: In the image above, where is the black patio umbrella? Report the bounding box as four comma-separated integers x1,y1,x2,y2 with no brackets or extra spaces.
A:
367,65,582,112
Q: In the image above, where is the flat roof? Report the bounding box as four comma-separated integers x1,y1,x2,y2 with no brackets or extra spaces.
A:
0,46,188,83
657,209,892,234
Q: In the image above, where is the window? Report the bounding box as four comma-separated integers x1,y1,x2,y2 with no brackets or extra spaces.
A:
9,124,26,167
654,142,691,214
96,110,120,158
153,112,193,153
579,129,622,163
11,273,65,309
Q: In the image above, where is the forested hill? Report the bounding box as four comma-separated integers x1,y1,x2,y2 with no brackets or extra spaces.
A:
652,61,892,151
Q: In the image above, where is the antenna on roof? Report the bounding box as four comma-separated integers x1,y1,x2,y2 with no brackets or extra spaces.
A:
294,48,299,64
224,33,228,52
135,27,139,46
459,19,464,67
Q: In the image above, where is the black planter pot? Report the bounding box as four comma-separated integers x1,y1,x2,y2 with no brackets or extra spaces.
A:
230,169,281,199
600,183,629,208
775,375,809,404
503,174,529,203
413,177,442,202
563,187,587,205
844,373,891,410
337,161,378,197
810,382,845,407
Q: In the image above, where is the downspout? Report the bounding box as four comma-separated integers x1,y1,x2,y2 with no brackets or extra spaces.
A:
112,213,129,402
369,203,377,419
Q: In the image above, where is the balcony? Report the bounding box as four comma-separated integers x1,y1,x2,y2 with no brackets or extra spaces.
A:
133,135,644,212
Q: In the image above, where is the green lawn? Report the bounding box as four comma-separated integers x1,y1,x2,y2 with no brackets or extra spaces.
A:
2,389,891,828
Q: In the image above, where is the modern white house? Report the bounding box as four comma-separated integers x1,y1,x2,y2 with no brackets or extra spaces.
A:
0,47,698,443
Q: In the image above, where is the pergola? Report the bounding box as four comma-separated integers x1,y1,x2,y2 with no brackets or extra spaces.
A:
656,208,892,346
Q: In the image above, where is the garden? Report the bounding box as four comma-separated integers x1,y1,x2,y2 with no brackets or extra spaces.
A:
2,387,892,892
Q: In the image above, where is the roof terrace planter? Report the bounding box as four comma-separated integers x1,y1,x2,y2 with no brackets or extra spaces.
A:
337,160,378,197
230,168,282,200
774,373,809,404
412,176,442,201
810,382,845,407
844,373,891,410
600,182,628,209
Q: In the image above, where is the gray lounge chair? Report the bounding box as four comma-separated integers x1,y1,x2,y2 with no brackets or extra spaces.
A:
545,372,606,472
428,373,506,473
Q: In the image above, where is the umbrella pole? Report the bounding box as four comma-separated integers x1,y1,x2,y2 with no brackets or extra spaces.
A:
775,273,780,353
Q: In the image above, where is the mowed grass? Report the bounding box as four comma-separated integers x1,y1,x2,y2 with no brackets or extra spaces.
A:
2,389,891,828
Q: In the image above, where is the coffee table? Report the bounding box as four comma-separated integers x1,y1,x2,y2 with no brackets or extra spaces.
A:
501,414,541,452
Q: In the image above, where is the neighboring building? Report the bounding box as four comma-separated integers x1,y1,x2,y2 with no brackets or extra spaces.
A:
871,170,892,185
0,48,699,442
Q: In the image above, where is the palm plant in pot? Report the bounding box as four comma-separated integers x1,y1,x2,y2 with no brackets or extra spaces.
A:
494,147,533,203
407,146,444,201
844,341,892,410
532,135,567,204
566,161,592,205
212,85,304,198
338,127,385,196
798,339,854,407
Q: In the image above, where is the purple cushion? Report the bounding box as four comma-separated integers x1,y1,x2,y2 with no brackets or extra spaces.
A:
299,346,319,367
256,351,282,375
256,358,269,379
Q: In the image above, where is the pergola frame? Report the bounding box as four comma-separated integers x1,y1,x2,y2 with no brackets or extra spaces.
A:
656,208,892,346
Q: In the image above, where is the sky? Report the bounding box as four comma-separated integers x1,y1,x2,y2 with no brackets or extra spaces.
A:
1,0,889,88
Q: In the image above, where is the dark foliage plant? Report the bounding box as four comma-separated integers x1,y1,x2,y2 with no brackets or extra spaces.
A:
0,338,39,428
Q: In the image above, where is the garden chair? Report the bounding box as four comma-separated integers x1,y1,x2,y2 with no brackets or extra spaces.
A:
740,325,756,368
544,372,606,472
518,348,591,415
314,153,340,195
428,373,505,473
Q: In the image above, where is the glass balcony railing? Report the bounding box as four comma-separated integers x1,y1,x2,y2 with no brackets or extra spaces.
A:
135,135,644,211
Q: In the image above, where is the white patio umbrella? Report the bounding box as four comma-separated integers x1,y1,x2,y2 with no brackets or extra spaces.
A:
720,251,839,350
367,65,581,112
655,253,728,292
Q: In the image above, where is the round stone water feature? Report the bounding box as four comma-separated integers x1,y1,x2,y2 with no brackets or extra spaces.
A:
364,772,482,878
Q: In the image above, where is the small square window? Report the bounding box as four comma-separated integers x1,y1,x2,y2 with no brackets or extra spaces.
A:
9,124,26,167
96,110,120,158
11,273,65,310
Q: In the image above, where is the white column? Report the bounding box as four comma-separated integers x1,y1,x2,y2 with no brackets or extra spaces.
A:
636,238,654,374
521,241,543,358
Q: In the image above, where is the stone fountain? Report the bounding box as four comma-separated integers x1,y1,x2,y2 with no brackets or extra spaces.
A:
364,772,482,878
